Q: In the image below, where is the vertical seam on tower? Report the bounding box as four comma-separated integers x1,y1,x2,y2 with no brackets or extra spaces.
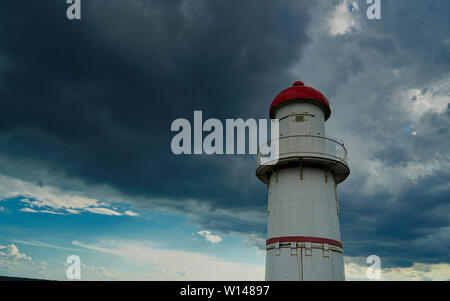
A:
299,159,303,180
335,183,339,215
301,247,304,280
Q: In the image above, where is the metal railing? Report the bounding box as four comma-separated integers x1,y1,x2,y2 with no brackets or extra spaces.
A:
257,135,348,166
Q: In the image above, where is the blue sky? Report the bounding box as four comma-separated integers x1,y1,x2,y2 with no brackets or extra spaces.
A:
0,0,449,280
0,195,265,280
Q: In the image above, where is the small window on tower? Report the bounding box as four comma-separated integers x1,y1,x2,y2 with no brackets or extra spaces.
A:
293,114,309,122
296,115,305,122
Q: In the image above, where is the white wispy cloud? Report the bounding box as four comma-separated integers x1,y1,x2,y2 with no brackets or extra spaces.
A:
328,0,360,36
18,207,65,215
197,231,222,244
13,240,77,251
72,240,263,280
0,175,100,210
84,207,123,216
405,79,450,117
65,208,81,215
0,174,142,217
19,207,39,213
39,210,65,215
0,174,137,217
124,210,139,217
0,244,32,261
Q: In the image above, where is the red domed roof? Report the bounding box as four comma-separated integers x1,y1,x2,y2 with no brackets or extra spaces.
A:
270,81,331,120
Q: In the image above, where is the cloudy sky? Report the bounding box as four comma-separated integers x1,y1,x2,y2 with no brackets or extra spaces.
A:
0,0,449,280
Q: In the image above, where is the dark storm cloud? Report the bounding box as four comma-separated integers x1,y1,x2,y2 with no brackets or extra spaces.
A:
341,165,450,267
0,0,312,235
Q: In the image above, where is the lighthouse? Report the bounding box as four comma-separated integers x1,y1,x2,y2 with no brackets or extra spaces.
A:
256,81,350,281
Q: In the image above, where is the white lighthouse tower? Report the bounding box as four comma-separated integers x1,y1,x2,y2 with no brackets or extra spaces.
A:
256,81,350,281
